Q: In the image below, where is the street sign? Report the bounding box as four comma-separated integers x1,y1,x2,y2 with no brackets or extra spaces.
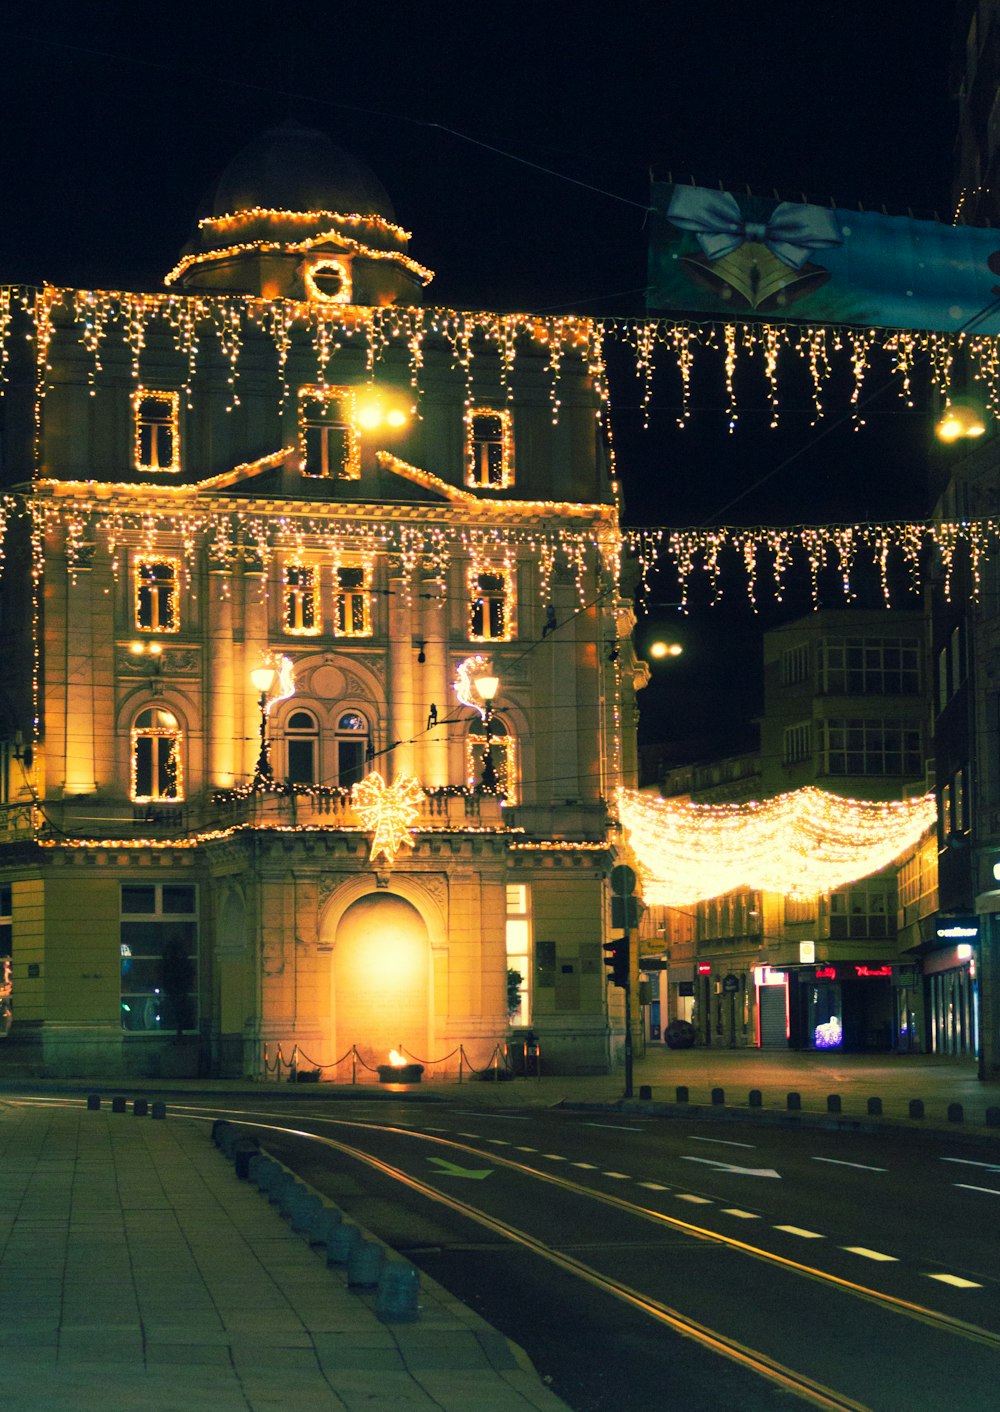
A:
722,973,740,994
610,864,637,896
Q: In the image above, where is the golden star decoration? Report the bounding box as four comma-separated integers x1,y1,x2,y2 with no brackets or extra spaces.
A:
351,772,425,865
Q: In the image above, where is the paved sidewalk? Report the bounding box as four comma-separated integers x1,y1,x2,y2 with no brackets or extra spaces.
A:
0,1099,570,1412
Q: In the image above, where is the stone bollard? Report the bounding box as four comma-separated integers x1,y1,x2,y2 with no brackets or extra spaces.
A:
749,1089,762,1108
787,1092,801,1111
638,1085,652,1101
347,1238,385,1289
867,1097,882,1115
827,1094,842,1114
248,1154,275,1188
908,1099,925,1119
111,1095,127,1114
278,1181,306,1218
86,1094,101,1111
212,1119,231,1146
986,1106,1000,1128
948,1103,964,1124
676,1086,689,1104
376,1260,421,1322
255,1161,285,1195
133,1099,149,1118
290,1193,324,1235
151,1102,166,1120
711,1087,725,1106
234,1143,259,1180
268,1172,296,1205
307,1205,343,1248
326,1221,362,1267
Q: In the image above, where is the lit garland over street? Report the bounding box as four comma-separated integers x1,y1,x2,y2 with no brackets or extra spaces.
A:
616,785,937,905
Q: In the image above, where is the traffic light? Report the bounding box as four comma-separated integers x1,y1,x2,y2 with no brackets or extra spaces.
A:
603,935,629,988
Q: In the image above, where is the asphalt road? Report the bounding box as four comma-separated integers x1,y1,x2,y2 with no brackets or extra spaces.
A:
180,1096,1000,1411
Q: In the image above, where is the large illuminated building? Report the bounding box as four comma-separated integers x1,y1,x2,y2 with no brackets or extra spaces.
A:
0,123,646,1078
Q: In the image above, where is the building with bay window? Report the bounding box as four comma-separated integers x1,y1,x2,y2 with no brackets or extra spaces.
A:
0,122,645,1078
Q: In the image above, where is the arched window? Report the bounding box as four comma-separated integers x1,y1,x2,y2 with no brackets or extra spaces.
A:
131,708,182,801
335,710,370,788
467,716,515,800
285,709,318,785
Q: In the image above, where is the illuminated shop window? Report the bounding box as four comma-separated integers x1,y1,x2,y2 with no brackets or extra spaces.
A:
135,558,179,633
467,715,516,799
469,569,512,641
285,709,318,785
505,883,531,1027
336,710,370,788
134,390,180,473
298,386,360,479
120,883,197,1033
284,563,319,634
467,408,513,488
334,565,371,636
131,708,182,801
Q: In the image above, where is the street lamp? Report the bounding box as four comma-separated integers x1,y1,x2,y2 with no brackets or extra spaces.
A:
250,665,276,785
473,669,499,791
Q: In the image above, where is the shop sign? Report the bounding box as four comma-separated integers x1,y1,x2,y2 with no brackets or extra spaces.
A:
697,962,712,975
935,916,979,941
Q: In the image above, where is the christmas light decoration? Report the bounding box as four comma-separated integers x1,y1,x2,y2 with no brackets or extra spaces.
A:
453,654,494,719
351,772,426,864
616,784,936,905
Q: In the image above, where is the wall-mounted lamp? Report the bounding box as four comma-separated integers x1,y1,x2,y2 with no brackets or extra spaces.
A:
415,639,426,664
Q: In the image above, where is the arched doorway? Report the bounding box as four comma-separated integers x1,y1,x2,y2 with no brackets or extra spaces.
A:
332,893,430,1065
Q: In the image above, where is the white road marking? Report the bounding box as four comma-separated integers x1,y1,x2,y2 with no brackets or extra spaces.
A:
515,1145,538,1152
602,1171,631,1179
639,1181,669,1190
486,1138,510,1145
812,1157,887,1172
676,1193,712,1204
572,1161,597,1169
954,1183,1000,1196
457,1132,481,1139
774,1225,824,1239
690,1136,756,1148
682,1157,781,1178
455,1111,531,1120
925,1273,983,1289
721,1208,759,1219
843,1246,897,1262
942,1157,1000,1172
543,1153,567,1161
583,1122,644,1131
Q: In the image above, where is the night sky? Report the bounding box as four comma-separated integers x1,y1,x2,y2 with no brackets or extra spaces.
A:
1,2,961,761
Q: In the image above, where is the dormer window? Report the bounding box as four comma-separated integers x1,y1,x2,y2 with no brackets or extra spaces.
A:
467,408,513,488
298,386,360,479
134,390,180,474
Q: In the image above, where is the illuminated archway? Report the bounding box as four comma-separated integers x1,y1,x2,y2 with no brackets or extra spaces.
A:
332,892,430,1066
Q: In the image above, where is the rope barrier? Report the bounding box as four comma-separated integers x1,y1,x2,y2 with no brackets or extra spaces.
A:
263,1039,523,1082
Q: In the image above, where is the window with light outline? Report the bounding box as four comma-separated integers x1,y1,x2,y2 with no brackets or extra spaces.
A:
298,385,360,479
335,709,371,788
131,707,183,801
135,557,180,633
467,407,513,488
283,563,319,634
120,883,198,1033
505,883,531,1027
285,708,319,785
469,565,513,641
334,563,372,636
467,714,516,800
134,390,180,473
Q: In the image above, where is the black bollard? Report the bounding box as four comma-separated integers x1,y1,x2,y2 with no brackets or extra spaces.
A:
151,1101,166,1119
947,1103,964,1124
908,1099,925,1119
639,1084,652,1101
748,1089,762,1108
711,1087,725,1106
986,1106,1000,1128
111,1095,127,1114
827,1094,842,1114
133,1098,148,1117
787,1092,801,1111
867,1097,882,1116
676,1085,689,1104
86,1094,101,1111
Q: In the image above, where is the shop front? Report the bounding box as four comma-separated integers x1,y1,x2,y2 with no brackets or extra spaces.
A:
791,962,910,1051
924,917,979,1058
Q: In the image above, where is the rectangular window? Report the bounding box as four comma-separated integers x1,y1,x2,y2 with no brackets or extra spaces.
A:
284,564,318,634
467,408,513,488
134,390,180,473
819,718,922,777
298,386,359,479
783,722,812,764
818,637,920,696
135,558,179,633
506,884,531,1026
120,883,197,1033
829,883,897,939
781,644,810,686
470,570,512,641
334,565,371,636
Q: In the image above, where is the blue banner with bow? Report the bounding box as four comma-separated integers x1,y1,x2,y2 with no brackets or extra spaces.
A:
648,182,1000,333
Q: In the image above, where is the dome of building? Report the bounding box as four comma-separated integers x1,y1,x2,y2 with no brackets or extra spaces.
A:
206,120,395,222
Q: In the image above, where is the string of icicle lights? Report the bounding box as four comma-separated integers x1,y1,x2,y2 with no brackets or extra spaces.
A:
615,785,937,906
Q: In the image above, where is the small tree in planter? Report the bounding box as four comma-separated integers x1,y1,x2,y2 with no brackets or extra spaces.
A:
506,968,524,1021
160,936,195,1038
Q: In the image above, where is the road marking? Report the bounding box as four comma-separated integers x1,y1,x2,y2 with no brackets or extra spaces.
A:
676,1193,712,1204
486,1138,511,1146
602,1171,631,1180
572,1161,598,1169
682,1156,781,1179
925,1273,983,1289
584,1122,644,1131
775,1225,824,1239
813,1157,887,1172
543,1153,567,1161
427,1156,493,1180
515,1145,538,1152
954,1183,1000,1196
843,1247,897,1262
943,1157,1000,1172
690,1136,756,1148
639,1181,669,1191
457,1132,481,1139
721,1208,759,1219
